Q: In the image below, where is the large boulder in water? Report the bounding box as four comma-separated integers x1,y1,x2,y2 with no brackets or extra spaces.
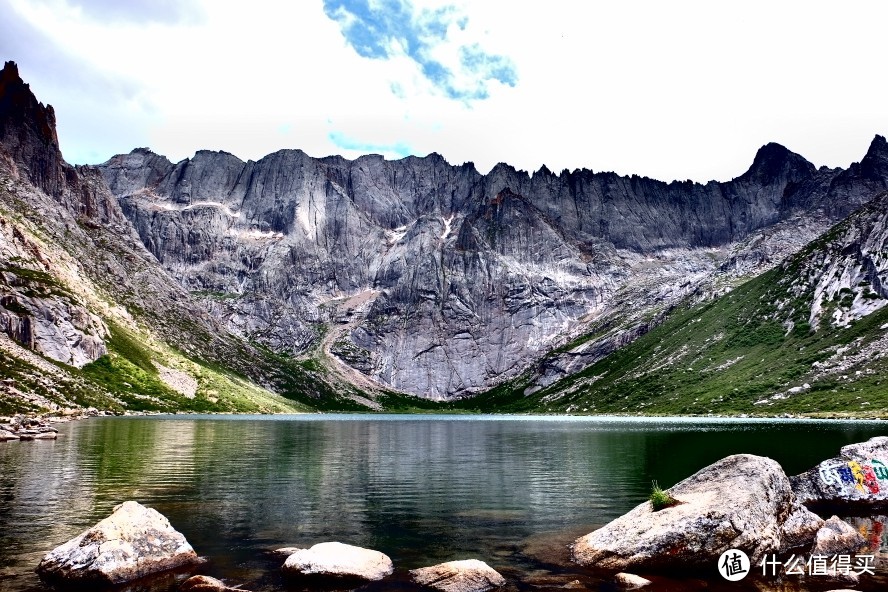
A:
791,436,888,511
572,454,820,571
36,501,199,584
410,559,506,592
282,542,393,581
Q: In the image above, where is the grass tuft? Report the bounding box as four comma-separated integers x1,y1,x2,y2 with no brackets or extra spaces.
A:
650,480,680,511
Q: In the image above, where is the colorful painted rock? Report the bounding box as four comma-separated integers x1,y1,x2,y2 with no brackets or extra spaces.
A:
791,437,888,511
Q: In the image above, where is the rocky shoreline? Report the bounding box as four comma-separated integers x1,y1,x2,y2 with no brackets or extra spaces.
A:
0,409,167,441
35,501,508,592
572,436,888,589
0,415,59,440
27,436,888,592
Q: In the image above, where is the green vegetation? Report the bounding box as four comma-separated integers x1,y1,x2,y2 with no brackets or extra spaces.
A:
650,481,679,511
81,355,174,412
374,391,464,413
105,320,156,373
3,169,888,417
459,253,888,417
0,264,74,299
0,347,121,412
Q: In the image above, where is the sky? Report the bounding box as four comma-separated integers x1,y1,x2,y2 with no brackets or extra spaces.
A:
2,0,887,182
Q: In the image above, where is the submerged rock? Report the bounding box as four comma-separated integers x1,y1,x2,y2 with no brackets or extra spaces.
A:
791,436,888,511
572,454,812,570
180,574,252,591
271,546,303,557
410,559,506,592
613,572,652,588
810,516,866,556
282,542,393,581
36,501,199,584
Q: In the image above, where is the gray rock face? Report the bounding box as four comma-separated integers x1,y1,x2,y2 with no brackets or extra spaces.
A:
778,190,888,331
2,61,345,412
572,454,813,570
0,290,107,367
97,135,888,398
281,542,393,581
36,501,199,584
409,559,506,592
791,436,888,511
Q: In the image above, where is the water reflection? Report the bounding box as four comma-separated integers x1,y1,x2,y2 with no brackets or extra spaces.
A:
0,416,886,592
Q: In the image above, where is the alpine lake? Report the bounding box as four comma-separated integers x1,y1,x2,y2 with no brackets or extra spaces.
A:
1,415,887,592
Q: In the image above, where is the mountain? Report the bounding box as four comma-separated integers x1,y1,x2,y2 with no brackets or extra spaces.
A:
456,190,888,417
4,58,888,415
0,60,392,414
98,129,888,399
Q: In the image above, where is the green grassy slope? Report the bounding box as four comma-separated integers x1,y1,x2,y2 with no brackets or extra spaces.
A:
456,200,888,417
0,170,410,415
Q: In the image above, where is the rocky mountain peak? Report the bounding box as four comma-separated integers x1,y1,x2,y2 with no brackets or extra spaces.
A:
1,62,131,227
0,61,58,147
741,142,816,185
0,60,63,196
860,134,888,177
866,134,888,155
97,125,888,398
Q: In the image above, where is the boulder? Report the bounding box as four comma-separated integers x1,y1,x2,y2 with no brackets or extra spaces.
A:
810,516,866,556
572,454,812,570
791,436,888,511
613,572,652,588
0,429,18,440
282,542,393,581
36,501,199,584
410,559,506,592
180,574,252,591
780,505,825,550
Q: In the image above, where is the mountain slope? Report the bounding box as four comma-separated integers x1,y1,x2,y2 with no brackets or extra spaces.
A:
458,192,888,417
5,57,888,415
0,60,392,414
98,128,888,399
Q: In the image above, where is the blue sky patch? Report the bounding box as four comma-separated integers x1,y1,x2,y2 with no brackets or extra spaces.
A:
329,130,414,158
323,0,517,101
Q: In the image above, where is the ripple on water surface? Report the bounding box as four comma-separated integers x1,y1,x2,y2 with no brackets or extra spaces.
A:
1,414,887,591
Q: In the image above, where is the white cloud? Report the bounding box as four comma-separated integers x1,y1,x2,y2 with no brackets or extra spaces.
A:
4,0,888,181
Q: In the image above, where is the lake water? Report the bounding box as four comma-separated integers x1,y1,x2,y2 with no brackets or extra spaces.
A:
1,415,887,592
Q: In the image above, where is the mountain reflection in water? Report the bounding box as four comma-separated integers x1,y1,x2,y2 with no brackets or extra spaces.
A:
0,415,886,592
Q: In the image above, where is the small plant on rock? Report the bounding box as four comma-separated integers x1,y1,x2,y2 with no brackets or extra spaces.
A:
649,480,680,511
